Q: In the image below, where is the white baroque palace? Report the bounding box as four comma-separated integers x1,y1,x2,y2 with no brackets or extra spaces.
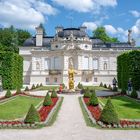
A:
19,26,139,87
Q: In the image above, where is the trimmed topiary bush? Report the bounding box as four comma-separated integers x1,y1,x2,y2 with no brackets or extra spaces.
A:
51,90,58,98
43,93,53,106
104,84,107,88
16,87,22,94
24,86,29,91
61,83,65,89
99,82,103,87
5,89,12,98
24,104,40,123
100,98,119,124
88,90,99,106
83,88,91,98
77,82,83,89
36,84,39,88
131,89,138,98
31,84,36,90
108,84,112,90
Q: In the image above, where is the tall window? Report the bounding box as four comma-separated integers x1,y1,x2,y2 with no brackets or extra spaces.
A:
93,59,98,70
45,58,50,70
54,57,60,69
83,56,89,70
104,62,107,70
36,61,40,70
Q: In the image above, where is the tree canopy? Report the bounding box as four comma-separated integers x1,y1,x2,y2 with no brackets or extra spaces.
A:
93,27,119,43
0,26,31,53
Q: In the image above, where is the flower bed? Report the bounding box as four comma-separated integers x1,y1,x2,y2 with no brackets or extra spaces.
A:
0,93,60,129
83,97,140,129
39,98,58,121
83,98,101,121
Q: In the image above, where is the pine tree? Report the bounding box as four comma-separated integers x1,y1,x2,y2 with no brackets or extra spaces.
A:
100,98,119,124
108,84,112,90
24,104,40,123
51,90,58,98
43,93,53,106
5,89,12,98
88,91,99,106
104,84,107,88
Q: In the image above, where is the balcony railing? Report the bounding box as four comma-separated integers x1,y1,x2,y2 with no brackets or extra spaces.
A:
82,70,94,75
49,70,61,75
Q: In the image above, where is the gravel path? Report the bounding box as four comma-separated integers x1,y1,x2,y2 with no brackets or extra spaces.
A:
0,94,140,140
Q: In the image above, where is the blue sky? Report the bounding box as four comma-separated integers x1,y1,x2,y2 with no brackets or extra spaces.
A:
0,0,140,45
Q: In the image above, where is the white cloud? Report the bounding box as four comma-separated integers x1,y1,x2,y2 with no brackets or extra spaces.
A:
130,10,140,18
0,0,57,29
104,25,117,34
52,0,117,13
82,22,97,31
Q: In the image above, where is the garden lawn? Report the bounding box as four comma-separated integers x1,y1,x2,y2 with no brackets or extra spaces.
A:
0,96,43,120
99,96,140,119
84,86,109,91
34,86,59,91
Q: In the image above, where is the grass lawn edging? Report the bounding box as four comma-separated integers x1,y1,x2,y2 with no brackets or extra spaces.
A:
0,93,63,129
81,96,140,129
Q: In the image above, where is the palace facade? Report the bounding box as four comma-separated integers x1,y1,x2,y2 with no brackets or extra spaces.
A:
19,25,139,87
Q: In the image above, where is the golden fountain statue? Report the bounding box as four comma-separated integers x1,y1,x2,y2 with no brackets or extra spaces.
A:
68,58,75,90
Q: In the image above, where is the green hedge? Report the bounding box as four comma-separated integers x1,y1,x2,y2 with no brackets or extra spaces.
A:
0,52,23,89
117,50,140,90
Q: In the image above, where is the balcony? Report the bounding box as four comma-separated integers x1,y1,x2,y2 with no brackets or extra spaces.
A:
49,70,61,75
82,70,94,75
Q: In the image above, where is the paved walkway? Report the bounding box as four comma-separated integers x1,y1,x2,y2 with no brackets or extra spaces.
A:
0,94,140,140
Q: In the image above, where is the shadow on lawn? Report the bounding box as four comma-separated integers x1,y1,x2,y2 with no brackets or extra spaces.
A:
111,96,140,113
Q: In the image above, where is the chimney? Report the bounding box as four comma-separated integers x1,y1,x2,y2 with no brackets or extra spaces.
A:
36,25,43,47
55,26,63,34
128,29,132,43
80,26,87,32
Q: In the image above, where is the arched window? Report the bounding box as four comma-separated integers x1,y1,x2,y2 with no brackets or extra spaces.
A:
104,62,107,70
36,61,40,70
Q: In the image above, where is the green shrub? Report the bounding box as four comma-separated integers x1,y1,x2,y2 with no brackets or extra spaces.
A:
16,87,22,94
0,52,23,90
88,91,99,106
43,93,53,106
51,90,58,98
81,88,86,94
61,83,65,89
100,98,119,124
5,89,12,98
108,84,112,90
77,82,83,89
83,88,91,98
104,84,107,88
121,89,126,94
131,89,138,98
99,82,103,87
31,84,36,90
24,86,29,91
36,84,39,88
117,50,140,90
24,104,40,123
